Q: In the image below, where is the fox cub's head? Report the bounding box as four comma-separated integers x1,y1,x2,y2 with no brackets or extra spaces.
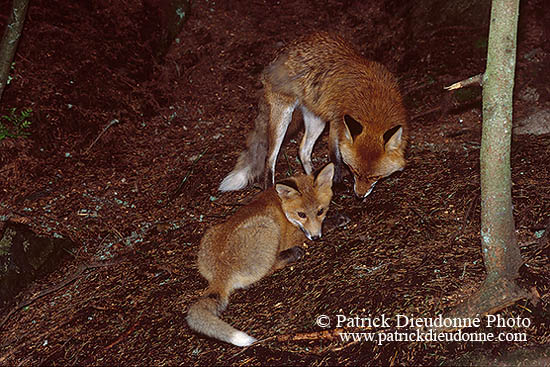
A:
340,115,406,198
275,163,334,240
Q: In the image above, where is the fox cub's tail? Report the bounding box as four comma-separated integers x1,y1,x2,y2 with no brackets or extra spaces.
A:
186,293,257,347
219,95,269,192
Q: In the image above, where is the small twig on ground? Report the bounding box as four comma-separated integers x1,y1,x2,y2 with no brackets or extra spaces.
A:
170,147,209,199
275,328,347,341
230,328,356,360
104,311,143,351
83,119,120,155
444,73,483,91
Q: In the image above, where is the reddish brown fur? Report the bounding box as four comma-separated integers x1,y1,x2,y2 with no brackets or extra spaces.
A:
220,32,407,197
189,164,334,346
264,32,407,196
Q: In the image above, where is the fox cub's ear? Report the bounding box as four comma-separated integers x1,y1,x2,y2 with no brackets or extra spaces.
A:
314,163,335,190
343,115,363,142
276,179,301,200
383,125,403,151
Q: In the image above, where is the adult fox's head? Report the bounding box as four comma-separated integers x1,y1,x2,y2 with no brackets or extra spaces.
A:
340,115,406,198
275,163,334,240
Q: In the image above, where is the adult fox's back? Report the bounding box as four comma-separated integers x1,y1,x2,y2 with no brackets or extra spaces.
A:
220,32,407,197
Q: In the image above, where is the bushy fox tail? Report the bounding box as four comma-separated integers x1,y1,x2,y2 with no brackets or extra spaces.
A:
219,94,269,192
186,293,257,347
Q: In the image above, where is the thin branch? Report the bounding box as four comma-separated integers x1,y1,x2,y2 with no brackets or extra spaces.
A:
170,146,209,199
83,119,120,155
444,73,484,90
104,311,143,350
230,328,353,360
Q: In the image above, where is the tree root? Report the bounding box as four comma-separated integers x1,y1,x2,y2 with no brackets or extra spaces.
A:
442,276,537,332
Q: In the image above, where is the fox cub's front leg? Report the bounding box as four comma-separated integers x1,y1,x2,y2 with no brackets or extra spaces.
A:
274,246,305,270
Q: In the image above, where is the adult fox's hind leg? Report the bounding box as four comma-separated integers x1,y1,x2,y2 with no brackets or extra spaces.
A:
264,96,298,187
299,106,326,175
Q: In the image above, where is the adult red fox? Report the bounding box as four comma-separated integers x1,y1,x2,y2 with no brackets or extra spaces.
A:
187,163,334,346
219,32,407,197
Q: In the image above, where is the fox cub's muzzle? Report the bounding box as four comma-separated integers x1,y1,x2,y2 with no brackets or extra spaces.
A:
304,231,321,241
299,222,323,241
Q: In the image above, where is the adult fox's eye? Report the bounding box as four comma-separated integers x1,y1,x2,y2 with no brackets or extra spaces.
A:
317,208,324,216
297,212,306,219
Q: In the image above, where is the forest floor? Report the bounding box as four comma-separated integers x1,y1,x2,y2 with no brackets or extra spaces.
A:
0,0,549,365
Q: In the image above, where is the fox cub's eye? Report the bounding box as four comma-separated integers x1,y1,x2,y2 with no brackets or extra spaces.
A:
317,208,324,216
297,212,307,219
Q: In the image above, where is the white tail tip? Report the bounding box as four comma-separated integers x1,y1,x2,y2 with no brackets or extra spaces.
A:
230,330,257,347
219,169,250,192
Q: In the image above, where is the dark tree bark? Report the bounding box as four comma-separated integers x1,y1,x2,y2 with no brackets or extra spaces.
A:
144,0,191,59
0,0,30,102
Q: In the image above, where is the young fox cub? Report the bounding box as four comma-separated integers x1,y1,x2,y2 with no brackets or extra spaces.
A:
219,32,407,197
187,163,334,346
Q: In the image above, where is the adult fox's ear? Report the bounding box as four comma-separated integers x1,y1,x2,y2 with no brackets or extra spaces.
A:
343,115,363,142
383,125,403,151
275,179,300,199
314,163,335,190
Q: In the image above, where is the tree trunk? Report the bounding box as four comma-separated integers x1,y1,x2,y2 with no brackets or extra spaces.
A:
480,0,522,281
0,0,30,102
144,0,191,59
445,0,534,322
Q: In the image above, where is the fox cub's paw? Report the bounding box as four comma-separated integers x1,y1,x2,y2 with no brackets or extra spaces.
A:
292,246,305,261
278,246,305,264
288,246,305,262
